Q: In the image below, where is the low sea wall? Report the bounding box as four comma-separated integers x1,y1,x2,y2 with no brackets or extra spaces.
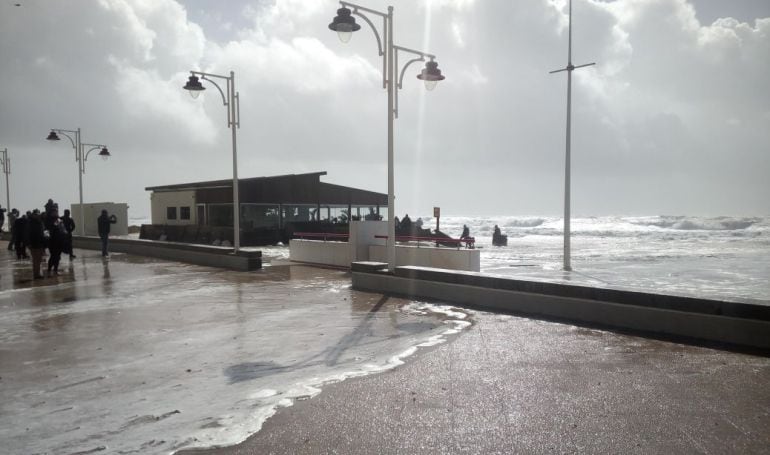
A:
73,237,262,271
288,238,481,272
351,263,770,351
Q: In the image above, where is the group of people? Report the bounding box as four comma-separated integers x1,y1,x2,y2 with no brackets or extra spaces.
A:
2,200,117,280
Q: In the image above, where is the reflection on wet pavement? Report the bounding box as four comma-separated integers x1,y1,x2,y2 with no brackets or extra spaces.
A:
0,248,470,454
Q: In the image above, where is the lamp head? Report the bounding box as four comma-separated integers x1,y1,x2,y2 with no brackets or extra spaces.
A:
183,74,205,99
328,7,360,43
417,60,446,91
98,147,110,160
46,131,61,141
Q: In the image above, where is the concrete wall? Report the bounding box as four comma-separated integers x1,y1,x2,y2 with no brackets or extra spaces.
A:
351,266,770,351
73,236,261,271
72,203,128,236
368,244,480,272
289,221,480,272
289,239,350,267
150,190,196,225
348,220,387,262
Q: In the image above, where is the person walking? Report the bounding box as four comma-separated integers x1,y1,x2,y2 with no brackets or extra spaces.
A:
97,209,117,257
0,204,5,233
28,210,46,279
46,214,65,276
13,212,28,259
61,209,76,260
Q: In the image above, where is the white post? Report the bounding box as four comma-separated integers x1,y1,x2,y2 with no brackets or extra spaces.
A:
386,6,396,272
1,148,9,212
230,71,241,254
563,0,573,272
76,128,85,236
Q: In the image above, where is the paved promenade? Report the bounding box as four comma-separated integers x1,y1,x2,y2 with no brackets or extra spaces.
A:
2,242,769,454
189,312,770,454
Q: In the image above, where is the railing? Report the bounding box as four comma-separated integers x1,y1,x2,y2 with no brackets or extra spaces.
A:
293,232,349,242
375,234,475,249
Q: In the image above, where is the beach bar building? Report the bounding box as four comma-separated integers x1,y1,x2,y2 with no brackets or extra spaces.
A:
143,172,387,245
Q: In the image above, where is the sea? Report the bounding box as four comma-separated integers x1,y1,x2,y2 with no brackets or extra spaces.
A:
131,214,770,304
430,214,770,305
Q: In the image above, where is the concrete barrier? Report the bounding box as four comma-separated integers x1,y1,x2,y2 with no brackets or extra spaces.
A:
289,239,350,267
368,244,480,272
73,236,262,271
352,265,770,351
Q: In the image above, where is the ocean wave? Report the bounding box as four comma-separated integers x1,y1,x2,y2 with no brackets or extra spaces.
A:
628,216,761,231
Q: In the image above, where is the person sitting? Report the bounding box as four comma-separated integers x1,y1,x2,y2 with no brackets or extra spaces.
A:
460,224,470,239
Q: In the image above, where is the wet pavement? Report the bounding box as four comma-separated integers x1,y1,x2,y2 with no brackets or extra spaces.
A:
2,242,769,454
0,244,468,454
189,314,770,455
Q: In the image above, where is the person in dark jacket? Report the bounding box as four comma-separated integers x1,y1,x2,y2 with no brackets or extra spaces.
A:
47,214,65,275
61,209,76,260
28,210,46,279
0,204,5,232
7,208,17,250
13,213,28,259
97,210,117,257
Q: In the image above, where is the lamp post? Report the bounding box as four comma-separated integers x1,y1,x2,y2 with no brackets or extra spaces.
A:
183,70,241,253
549,0,595,271
0,147,9,212
329,2,445,272
46,129,111,236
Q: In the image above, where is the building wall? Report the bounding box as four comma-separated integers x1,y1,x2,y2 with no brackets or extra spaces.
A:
150,190,196,225
71,203,129,236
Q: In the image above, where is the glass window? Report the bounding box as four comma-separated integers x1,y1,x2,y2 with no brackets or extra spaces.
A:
208,203,233,227
180,206,191,220
241,204,280,229
167,207,177,220
282,204,317,223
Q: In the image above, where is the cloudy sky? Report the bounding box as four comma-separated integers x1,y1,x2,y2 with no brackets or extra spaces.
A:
0,0,768,219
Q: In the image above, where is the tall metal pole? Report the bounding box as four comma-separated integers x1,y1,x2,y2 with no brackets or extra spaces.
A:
549,0,595,272
386,6,396,272
230,71,241,254
1,148,9,212
76,128,85,236
563,0,573,272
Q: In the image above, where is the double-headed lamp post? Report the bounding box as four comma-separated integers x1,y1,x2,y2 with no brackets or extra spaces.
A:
1,147,9,212
46,129,111,236
183,70,241,253
329,2,446,273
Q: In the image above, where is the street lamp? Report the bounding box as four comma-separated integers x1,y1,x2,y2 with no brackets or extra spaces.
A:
328,2,446,272
0,147,9,213
549,0,595,271
183,70,241,253
46,128,111,236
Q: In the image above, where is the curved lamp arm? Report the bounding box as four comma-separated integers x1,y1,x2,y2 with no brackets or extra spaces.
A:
83,144,107,161
344,5,387,89
200,75,228,107
189,70,238,128
393,46,436,119
51,128,79,160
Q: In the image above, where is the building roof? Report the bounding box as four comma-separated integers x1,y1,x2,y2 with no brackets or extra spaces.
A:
146,171,387,206
145,171,328,192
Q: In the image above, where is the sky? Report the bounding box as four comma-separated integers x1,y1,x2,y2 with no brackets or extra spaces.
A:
0,0,768,219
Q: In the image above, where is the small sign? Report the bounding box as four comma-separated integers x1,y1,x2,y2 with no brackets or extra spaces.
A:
433,207,440,218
